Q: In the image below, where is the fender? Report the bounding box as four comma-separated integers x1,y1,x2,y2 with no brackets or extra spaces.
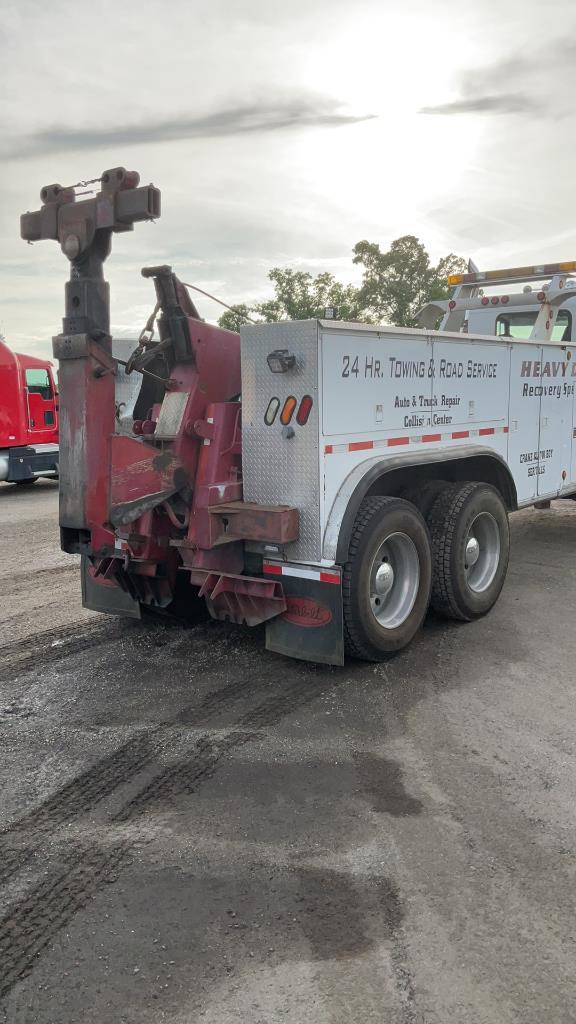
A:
322,444,518,563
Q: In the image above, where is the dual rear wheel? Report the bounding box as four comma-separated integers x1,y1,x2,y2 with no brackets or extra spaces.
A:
343,482,510,661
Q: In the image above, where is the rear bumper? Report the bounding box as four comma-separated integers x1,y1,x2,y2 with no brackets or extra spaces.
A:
2,444,59,482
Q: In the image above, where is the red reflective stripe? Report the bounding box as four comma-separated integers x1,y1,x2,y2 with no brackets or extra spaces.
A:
323,425,509,454
320,571,340,585
263,563,282,575
349,440,374,452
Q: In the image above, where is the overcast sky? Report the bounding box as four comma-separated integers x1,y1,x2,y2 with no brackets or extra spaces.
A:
2,0,575,359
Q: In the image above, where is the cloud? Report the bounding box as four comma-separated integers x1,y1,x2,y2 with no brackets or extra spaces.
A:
3,95,376,160
420,93,540,116
420,42,576,118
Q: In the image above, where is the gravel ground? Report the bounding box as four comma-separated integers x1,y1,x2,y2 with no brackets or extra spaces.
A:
1,480,576,1023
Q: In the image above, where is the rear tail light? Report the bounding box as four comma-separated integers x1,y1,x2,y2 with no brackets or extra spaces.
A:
280,396,297,425
264,397,280,425
296,395,313,425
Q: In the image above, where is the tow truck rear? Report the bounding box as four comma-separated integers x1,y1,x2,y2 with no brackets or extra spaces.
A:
20,169,576,665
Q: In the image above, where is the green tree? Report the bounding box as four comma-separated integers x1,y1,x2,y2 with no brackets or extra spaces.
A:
218,268,367,329
218,303,254,333
353,235,466,327
218,237,465,330
257,268,366,322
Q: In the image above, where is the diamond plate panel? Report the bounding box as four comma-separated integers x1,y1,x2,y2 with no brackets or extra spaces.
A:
155,391,189,439
241,320,320,561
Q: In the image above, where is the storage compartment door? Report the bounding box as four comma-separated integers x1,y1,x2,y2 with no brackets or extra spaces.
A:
538,346,575,496
508,346,542,504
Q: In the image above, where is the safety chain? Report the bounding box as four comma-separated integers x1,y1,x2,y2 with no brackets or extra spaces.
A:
123,301,162,375
137,301,161,348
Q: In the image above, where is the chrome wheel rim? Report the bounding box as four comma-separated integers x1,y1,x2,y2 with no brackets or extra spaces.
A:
464,512,500,593
369,532,420,629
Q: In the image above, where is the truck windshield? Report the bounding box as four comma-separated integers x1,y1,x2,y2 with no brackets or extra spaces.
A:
25,368,52,400
496,309,571,341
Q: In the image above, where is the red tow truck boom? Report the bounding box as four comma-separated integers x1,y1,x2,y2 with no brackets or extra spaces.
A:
0,336,59,486
20,168,296,633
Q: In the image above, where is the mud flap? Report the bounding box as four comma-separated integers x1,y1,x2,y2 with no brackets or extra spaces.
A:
81,555,142,619
263,563,344,666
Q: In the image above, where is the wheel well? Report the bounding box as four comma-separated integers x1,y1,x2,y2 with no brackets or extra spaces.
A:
334,453,517,563
365,456,516,507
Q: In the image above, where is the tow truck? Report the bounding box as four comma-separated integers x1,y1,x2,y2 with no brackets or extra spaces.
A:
20,168,576,664
0,335,59,486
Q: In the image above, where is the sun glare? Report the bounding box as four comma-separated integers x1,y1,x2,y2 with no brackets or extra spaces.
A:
292,11,484,242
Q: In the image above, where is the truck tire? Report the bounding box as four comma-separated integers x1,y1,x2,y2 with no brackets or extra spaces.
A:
343,496,432,661
427,482,509,621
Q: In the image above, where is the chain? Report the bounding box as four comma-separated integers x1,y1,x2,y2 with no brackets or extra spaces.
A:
66,177,103,190
137,301,161,348
122,301,162,376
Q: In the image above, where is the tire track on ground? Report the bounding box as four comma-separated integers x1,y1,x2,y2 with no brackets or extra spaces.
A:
0,565,78,597
0,840,131,1001
0,731,158,886
0,657,283,858
0,661,337,1000
0,621,129,679
117,669,334,820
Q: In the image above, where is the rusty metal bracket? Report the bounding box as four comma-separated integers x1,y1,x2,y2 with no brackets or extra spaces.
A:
207,501,299,546
192,570,286,626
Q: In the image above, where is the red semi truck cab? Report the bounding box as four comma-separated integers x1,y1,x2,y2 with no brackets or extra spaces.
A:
0,336,59,485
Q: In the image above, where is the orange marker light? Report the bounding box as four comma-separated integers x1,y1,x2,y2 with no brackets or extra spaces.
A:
280,396,297,425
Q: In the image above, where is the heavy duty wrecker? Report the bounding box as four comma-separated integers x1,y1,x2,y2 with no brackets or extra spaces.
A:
20,169,576,664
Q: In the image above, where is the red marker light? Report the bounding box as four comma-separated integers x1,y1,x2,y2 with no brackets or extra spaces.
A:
296,395,313,425
481,296,489,305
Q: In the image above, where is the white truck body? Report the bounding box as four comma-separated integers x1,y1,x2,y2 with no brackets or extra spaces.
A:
239,263,576,664
242,319,576,558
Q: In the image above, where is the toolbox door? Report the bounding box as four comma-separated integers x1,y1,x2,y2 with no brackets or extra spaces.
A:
508,345,542,504
538,345,574,495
